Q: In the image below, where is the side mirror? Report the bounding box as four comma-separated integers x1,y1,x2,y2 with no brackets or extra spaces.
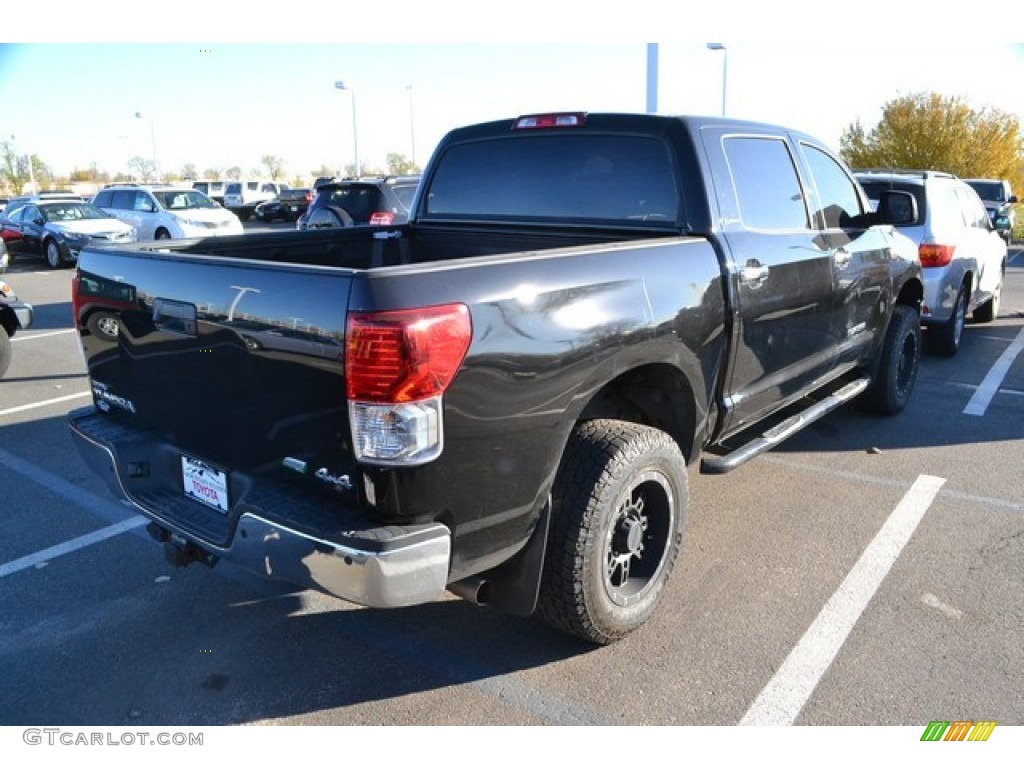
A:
876,190,917,226
1009,195,1018,204
33,216,45,226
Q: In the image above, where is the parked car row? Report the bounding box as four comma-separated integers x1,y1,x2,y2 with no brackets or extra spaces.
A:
0,185,243,269
855,169,1009,356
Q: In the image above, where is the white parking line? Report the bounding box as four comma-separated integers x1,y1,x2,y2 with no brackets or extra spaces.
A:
10,329,78,342
739,474,946,726
0,391,92,417
963,326,1024,416
0,516,147,579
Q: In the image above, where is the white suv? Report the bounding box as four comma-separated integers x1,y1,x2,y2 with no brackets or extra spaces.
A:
92,185,243,240
857,170,1008,356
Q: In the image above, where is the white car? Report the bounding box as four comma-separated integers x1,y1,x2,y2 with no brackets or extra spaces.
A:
857,170,1007,356
91,185,243,240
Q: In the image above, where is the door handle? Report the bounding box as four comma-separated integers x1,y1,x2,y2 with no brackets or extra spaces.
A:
740,260,770,287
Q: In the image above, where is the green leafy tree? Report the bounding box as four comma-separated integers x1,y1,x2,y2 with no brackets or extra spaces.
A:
840,92,1024,187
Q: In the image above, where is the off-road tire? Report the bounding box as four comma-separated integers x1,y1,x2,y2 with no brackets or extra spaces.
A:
864,305,921,415
537,419,687,645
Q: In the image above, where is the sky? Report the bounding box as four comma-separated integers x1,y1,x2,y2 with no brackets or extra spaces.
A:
3,7,1024,185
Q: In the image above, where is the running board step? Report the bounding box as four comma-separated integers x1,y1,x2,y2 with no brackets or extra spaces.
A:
700,377,871,475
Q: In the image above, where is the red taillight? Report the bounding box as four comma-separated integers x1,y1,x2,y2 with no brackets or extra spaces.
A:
512,112,586,130
304,191,313,203
346,304,471,403
919,243,955,267
369,211,395,226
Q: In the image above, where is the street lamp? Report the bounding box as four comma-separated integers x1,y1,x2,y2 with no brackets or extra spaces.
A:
406,85,416,168
706,43,727,117
134,111,160,181
334,81,360,178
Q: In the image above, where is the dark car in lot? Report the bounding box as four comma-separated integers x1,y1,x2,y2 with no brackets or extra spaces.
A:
296,176,420,229
255,188,314,222
0,199,136,268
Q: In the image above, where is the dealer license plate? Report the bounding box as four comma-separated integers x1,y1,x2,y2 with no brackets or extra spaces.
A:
181,456,229,513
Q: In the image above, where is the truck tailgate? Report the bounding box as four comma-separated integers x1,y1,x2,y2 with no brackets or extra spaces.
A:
74,248,354,472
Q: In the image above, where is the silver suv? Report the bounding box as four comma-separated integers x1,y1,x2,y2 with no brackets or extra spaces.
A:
856,170,1008,356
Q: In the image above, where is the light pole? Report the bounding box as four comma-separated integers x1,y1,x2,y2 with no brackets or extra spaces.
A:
134,111,160,181
706,43,727,117
334,81,360,178
406,85,416,168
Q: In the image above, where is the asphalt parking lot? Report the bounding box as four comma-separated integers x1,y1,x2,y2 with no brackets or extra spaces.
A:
1,241,1022,728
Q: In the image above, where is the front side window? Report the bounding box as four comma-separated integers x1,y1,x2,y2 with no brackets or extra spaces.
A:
801,144,863,229
93,190,113,208
723,136,809,230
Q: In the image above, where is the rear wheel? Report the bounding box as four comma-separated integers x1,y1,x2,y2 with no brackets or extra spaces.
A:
928,284,966,357
155,228,172,240
537,420,687,645
864,304,921,415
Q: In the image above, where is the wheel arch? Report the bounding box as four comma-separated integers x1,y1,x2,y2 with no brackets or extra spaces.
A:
574,361,703,465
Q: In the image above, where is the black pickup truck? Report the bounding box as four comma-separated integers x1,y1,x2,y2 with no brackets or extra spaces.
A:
68,113,923,644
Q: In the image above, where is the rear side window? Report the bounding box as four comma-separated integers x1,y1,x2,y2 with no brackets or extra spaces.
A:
93,190,113,207
723,136,809,231
424,135,679,224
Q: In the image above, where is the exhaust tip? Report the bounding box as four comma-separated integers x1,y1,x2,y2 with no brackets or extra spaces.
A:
448,577,492,606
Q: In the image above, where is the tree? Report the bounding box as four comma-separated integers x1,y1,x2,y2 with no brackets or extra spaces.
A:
225,166,242,181
261,155,285,180
840,92,1024,186
181,163,198,180
1,142,53,193
203,168,222,180
127,156,156,182
386,153,418,175
311,164,334,180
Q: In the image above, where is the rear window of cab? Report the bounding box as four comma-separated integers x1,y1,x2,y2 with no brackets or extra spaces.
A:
424,135,679,225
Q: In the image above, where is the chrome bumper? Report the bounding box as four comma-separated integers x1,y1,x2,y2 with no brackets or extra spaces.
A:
67,406,451,608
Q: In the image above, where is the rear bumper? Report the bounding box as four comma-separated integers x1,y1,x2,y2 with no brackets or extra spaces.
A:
67,406,451,608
